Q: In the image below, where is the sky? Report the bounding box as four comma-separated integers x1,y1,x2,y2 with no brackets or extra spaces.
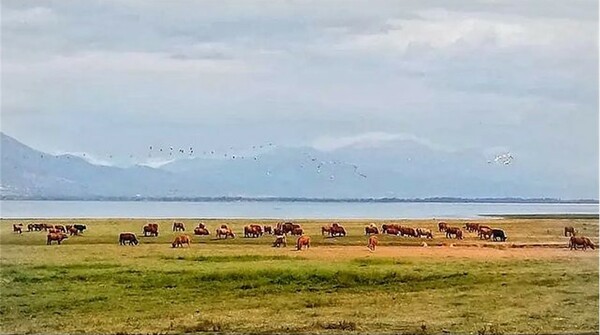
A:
1,0,598,197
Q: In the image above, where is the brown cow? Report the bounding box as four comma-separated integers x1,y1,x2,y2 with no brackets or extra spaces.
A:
13,224,23,234
569,236,595,250
216,227,235,239
438,221,448,232
445,227,463,239
416,228,433,239
172,235,191,248
291,227,304,236
173,222,185,232
321,226,331,236
194,227,210,235
464,222,480,233
382,223,401,234
119,232,139,245
143,223,159,237
296,236,310,250
272,235,287,248
244,225,262,238
564,226,576,237
54,225,66,233
68,227,79,236
399,226,418,237
478,227,493,240
385,227,401,236
47,233,68,245
263,225,273,235
365,226,379,235
277,222,297,235
367,235,378,251
331,224,346,237
196,222,206,229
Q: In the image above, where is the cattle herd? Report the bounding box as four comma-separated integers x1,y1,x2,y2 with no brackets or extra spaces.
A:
10,221,596,251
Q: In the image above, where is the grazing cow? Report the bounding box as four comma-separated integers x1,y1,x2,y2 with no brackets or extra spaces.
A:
13,224,23,234
365,226,379,235
28,223,43,232
173,222,185,232
491,229,507,242
291,227,304,236
73,224,87,233
323,223,346,237
382,223,401,234
321,226,331,236
296,236,310,250
119,232,139,245
384,227,401,236
438,221,448,232
272,235,287,248
445,227,463,239
244,225,262,238
143,223,159,237
263,225,273,235
54,225,66,233
277,222,297,235
47,233,68,245
464,222,480,233
564,226,576,237
68,227,79,236
399,226,418,238
194,227,210,235
478,227,493,240
42,223,54,231
416,228,433,239
172,235,191,248
216,227,235,239
367,236,378,251
569,236,595,250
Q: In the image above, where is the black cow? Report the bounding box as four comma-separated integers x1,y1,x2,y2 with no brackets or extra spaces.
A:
74,224,87,233
491,229,507,242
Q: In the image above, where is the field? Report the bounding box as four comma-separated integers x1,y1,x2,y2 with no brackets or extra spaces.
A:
0,217,598,334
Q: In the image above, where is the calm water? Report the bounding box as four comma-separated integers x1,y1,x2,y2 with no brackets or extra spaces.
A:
0,200,597,219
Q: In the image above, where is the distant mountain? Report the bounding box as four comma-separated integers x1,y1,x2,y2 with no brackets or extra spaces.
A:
0,133,178,198
0,132,597,199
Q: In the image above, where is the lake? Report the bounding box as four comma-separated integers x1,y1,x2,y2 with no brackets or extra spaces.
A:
0,200,597,219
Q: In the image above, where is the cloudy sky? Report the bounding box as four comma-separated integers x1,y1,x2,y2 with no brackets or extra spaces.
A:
1,1,598,197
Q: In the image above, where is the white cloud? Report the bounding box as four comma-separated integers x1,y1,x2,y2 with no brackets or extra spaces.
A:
312,132,453,152
2,50,253,76
2,7,59,28
335,9,596,56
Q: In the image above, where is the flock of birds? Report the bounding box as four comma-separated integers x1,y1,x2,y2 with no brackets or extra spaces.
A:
24,141,515,184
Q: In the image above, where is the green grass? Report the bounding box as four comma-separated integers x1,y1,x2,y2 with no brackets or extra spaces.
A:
0,218,598,334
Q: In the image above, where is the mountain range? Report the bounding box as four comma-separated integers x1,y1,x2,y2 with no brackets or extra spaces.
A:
0,132,596,200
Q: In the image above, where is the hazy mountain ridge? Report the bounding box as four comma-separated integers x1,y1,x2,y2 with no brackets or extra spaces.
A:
0,132,597,199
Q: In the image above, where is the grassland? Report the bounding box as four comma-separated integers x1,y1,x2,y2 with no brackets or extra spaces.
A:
0,217,598,334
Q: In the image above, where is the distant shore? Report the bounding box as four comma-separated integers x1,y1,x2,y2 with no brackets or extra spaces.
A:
481,213,599,219
1,196,598,204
